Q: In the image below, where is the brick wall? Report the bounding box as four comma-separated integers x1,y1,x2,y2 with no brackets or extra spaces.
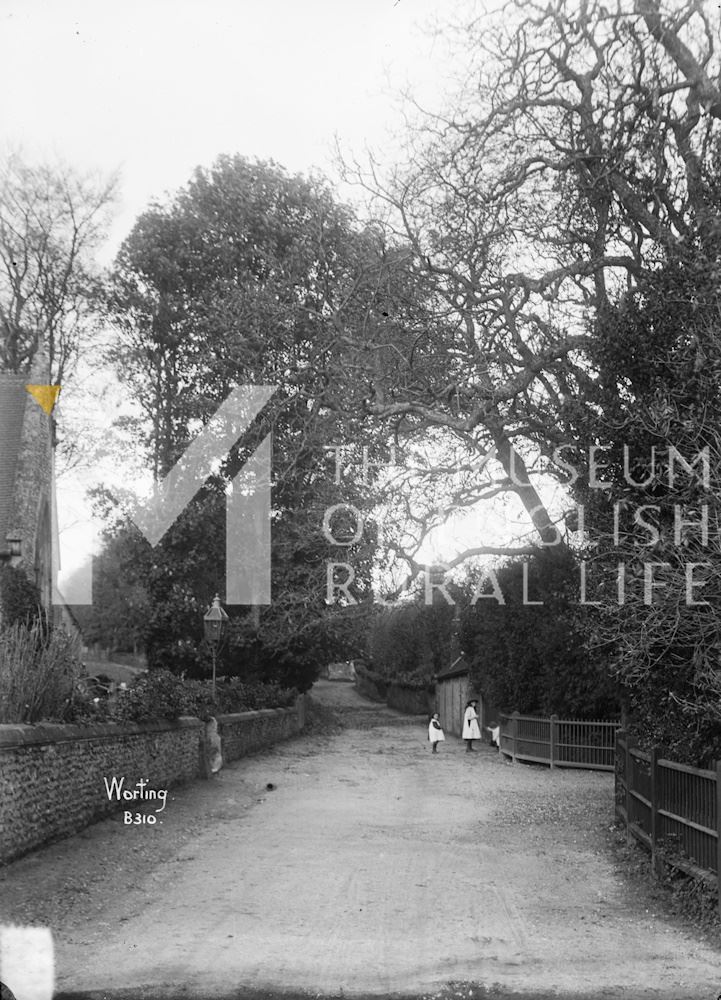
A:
0,699,305,864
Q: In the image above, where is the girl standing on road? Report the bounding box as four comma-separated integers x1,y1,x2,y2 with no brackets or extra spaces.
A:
428,712,445,753
462,699,481,752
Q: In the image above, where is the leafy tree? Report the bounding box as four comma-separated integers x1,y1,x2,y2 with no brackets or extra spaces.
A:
71,527,149,654
558,220,721,763
106,154,382,479
99,156,383,688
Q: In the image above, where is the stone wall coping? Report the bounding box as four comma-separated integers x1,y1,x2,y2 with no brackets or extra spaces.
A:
0,704,299,749
216,706,296,724
0,715,202,749
0,706,299,748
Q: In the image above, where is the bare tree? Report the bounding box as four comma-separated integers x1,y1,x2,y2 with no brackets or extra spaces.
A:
338,0,721,581
0,152,117,383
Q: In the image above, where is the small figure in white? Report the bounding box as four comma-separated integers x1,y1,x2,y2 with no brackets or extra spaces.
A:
486,723,500,748
462,699,481,752
428,712,445,753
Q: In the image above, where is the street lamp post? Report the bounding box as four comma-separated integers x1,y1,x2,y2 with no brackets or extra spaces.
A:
203,594,229,697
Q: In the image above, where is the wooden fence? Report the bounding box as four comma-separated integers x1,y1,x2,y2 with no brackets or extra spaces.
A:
499,712,619,770
615,732,721,907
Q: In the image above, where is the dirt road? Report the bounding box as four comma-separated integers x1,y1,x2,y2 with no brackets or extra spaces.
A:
1,682,719,998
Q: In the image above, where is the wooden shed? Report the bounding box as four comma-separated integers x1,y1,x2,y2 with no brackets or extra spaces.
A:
434,659,485,737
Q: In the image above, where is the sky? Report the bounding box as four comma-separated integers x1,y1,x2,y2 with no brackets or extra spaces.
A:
0,0,455,253
0,0,551,597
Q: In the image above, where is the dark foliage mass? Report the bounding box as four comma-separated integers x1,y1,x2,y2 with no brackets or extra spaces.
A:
460,551,620,720
107,669,296,724
0,565,42,628
558,229,721,764
369,599,456,682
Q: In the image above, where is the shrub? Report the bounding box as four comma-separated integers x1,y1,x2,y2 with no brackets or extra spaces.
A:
0,565,42,629
0,618,83,723
214,678,296,713
109,669,209,722
107,669,296,724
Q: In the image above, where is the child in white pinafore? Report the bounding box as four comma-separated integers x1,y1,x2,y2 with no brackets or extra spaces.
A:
428,712,445,753
462,699,482,752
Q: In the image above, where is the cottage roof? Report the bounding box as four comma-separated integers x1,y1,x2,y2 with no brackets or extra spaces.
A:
0,375,29,550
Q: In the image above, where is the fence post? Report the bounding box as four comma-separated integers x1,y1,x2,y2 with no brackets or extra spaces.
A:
625,733,633,846
716,760,721,922
649,747,660,875
614,730,622,824
511,711,519,763
550,715,558,768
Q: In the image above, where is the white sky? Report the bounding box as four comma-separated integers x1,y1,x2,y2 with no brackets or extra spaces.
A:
0,0,554,594
0,0,455,253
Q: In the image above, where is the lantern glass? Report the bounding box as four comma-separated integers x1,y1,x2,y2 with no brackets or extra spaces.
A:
204,620,221,643
203,594,229,645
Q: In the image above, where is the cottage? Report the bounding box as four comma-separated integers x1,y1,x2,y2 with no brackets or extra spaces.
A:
0,358,79,641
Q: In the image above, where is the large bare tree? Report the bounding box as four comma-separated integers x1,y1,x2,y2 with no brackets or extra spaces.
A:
337,0,721,583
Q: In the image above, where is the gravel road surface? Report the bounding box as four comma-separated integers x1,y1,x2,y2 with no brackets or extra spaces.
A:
1,681,719,999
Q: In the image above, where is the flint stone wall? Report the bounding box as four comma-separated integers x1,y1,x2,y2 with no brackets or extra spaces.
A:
0,700,304,864
217,704,303,762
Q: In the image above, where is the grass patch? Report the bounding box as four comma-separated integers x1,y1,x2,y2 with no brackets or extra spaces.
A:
609,823,720,939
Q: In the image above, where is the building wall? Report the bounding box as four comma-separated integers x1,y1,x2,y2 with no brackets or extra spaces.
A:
6,367,53,606
0,377,28,558
0,700,304,864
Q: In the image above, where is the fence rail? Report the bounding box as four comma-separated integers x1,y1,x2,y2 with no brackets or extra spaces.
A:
498,712,619,771
615,732,721,915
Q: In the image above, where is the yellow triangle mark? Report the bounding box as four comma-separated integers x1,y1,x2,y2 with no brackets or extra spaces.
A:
25,384,62,415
